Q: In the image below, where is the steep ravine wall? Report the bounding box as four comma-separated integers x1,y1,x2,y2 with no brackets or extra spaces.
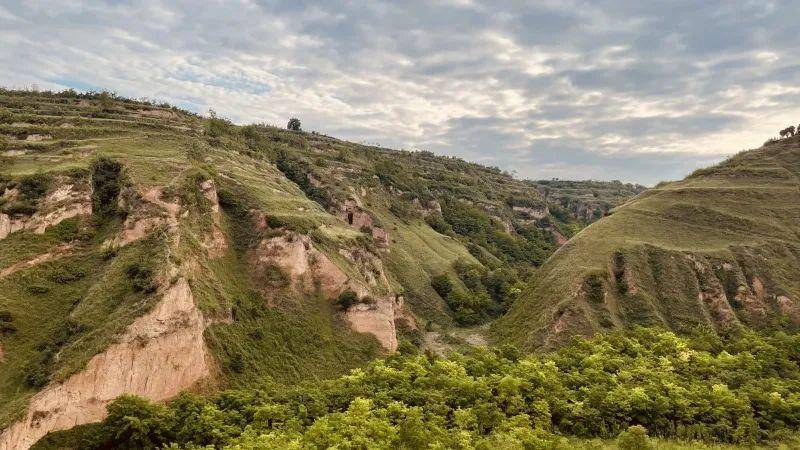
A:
0,278,211,450
0,181,224,449
539,244,800,348
248,231,410,351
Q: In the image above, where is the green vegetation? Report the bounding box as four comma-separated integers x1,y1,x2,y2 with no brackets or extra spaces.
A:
0,173,51,215
497,137,800,350
90,157,123,220
432,260,523,325
34,328,800,449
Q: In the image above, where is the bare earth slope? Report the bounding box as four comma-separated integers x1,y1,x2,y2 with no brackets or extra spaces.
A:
496,137,800,350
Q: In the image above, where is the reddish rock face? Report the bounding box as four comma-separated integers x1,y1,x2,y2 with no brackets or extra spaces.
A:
372,227,390,247
338,199,390,248
512,205,549,221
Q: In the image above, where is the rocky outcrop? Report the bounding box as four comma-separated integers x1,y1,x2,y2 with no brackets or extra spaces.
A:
199,180,227,257
108,186,180,248
0,278,212,450
338,199,390,248
345,295,406,352
0,179,225,449
249,230,410,350
512,205,548,221
251,233,349,298
0,184,92,241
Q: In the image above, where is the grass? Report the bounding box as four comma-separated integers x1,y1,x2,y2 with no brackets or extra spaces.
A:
496,138,800,350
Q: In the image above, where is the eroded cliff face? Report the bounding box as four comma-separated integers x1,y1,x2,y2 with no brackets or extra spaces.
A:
0,277,211,450
541,245,800,347
0,182,91,241
0,179,226,450
345,295,410,352
248,229,411,350
338,199,390,248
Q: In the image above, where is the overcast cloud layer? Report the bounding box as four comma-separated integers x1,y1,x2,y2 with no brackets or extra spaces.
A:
2,1,799,185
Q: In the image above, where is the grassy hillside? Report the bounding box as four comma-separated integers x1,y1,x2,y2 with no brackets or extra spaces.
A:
496,137,800,350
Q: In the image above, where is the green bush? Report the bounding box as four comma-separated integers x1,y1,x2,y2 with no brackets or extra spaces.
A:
0,310,15,334
0,108,12,123
91,157,123,219
430,274,453,299
617,426,653,450
126,263,157,293
1,173,52,215
446,288,491,325
335,290,359,310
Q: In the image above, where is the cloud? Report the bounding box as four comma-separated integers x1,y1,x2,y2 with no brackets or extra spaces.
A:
1,0,798,185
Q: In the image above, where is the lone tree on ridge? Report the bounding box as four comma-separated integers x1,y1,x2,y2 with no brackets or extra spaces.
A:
287,117,302,131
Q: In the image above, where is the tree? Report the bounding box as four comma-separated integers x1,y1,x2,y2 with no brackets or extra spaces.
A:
287,117,302,131
335,290,359,310
431,274,453,299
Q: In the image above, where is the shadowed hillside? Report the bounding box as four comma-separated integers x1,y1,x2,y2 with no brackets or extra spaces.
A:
496,137,800,350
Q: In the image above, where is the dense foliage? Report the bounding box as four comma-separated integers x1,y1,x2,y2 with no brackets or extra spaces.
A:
39,328,800,449
433,260,523,325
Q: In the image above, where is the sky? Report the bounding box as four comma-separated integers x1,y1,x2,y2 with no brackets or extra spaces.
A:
2,1,799,185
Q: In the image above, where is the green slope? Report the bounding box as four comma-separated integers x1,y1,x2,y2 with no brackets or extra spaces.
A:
496,137,800,350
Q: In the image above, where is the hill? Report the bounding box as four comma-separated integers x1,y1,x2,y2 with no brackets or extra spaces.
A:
495,137,800,350
0,89,640,447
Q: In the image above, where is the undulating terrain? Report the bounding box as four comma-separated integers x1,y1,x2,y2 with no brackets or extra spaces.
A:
0,89,637,448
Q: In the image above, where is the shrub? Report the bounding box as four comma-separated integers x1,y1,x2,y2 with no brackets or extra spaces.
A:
446,288,491,325
425,213,453,235
18,173,50,199
100,395,176,449
126,263,157,293
91,157,123,219
335,290,359,310
0,107,12,123
0,310,15,334
431,274,453,299
1,200,37,215
617,426,653,450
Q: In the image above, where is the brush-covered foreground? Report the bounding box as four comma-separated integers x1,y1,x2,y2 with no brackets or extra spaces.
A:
33,328,800,449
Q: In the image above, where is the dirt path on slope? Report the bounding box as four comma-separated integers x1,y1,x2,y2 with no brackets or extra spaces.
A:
0,244,73,279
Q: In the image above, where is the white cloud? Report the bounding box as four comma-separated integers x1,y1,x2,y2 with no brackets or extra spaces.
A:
1,0,799,185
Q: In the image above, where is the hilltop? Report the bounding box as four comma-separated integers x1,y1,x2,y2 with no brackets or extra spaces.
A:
496,136,800,350
0,89,639,447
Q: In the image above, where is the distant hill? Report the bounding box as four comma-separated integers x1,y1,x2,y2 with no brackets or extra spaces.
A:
495,137,800,350
529,178,647,222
